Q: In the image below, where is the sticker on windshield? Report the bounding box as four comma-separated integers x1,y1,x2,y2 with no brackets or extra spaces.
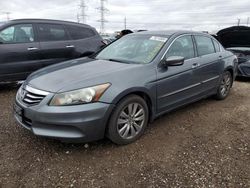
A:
150,36,168,43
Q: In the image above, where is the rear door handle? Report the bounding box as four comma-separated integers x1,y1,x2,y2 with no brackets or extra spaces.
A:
66,45,75,48
27,47,38,51
192,63,200,69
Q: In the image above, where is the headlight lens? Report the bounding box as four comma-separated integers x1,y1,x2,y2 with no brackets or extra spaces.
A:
49,83,111,106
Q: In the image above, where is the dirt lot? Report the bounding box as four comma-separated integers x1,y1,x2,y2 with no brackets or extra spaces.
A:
0,80,250,188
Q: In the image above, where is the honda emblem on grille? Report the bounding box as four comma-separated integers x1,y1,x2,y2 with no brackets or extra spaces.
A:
20,88,27,100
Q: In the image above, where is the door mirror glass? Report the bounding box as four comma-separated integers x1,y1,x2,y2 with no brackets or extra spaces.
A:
163,56,185,67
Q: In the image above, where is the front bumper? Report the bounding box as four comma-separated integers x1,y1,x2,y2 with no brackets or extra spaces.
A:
14,96,115,143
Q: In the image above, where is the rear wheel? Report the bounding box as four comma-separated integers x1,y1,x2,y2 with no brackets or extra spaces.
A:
107,95,149,145
215,71,233,100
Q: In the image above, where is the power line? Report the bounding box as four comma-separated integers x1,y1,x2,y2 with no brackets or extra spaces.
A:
97,0,108,34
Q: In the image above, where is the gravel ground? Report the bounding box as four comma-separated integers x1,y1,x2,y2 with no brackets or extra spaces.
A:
0,80,250,188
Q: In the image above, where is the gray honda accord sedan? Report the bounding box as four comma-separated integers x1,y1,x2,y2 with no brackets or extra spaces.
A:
14,31,238,145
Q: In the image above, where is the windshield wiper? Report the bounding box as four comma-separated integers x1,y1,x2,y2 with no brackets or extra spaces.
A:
106,58,132,64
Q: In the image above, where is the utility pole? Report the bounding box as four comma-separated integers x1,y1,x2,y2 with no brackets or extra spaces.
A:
124,16,127,30
79,0,87,24
97,0,108,34
237,18,241,26
247,17,250,26
2,12,11,21
76,13,80,23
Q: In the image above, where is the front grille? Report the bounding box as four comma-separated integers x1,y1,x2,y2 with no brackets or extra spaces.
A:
23,91,46,105
19,85,50,106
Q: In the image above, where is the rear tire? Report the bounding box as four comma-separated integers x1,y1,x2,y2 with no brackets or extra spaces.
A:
215,71,233,100
107,95,149,145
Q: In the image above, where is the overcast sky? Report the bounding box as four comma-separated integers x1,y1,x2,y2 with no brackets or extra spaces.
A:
0,0,250,33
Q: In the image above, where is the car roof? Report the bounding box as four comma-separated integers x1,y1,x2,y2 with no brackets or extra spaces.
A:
132,30,211,37
5,19,92,28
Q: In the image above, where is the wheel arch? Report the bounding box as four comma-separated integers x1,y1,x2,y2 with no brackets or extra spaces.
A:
112,88,156,123
225,66,234,77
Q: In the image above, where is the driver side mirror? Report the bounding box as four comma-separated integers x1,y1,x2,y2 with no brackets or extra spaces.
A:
162,56,185,67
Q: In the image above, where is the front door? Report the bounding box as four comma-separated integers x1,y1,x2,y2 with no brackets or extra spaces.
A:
156,35,200,113
0,23,41,81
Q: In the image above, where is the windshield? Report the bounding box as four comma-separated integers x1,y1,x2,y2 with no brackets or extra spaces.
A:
96,35,168,64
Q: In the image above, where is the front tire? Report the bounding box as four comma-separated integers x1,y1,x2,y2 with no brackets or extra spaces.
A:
215,71,233,100
107,95,149,145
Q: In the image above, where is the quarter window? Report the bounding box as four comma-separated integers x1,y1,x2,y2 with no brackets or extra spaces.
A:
66,25,95,40
195,36,215,56
37,24,69,41
0,24,34,44
166,35,195,60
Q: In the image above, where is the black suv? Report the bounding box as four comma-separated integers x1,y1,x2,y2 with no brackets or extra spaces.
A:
0,19,104,82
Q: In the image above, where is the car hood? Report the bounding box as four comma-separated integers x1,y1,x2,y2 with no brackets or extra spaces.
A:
216,26,250,48
26,58,141,93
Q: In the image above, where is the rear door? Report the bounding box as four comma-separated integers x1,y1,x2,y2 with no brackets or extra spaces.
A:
156,35,201,113
192,35,223,93
65,25,103,57
36,23,75,67
0,23,41,81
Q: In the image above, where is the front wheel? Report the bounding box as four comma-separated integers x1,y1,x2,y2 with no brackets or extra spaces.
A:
215,71,233,100
107,95,149,145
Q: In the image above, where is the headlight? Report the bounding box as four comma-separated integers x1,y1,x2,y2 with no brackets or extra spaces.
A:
49,83,111,106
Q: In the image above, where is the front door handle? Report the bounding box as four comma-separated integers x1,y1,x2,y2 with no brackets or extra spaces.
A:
27,47,38,51
66,45,75,48
192,63,200,69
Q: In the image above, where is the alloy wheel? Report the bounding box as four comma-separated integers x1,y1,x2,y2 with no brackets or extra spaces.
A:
220,72,232,97
117,103,145,140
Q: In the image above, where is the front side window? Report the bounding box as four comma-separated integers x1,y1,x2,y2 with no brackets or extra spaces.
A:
96,35,168,64
166,35,195,60
0,24,34,44
37,24,69,41
195,36,215,56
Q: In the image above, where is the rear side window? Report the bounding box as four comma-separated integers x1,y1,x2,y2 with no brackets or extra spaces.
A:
0,24,34,44
195,36,215,56
213,40,221,52
37,24,69,41
66,25,95,40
